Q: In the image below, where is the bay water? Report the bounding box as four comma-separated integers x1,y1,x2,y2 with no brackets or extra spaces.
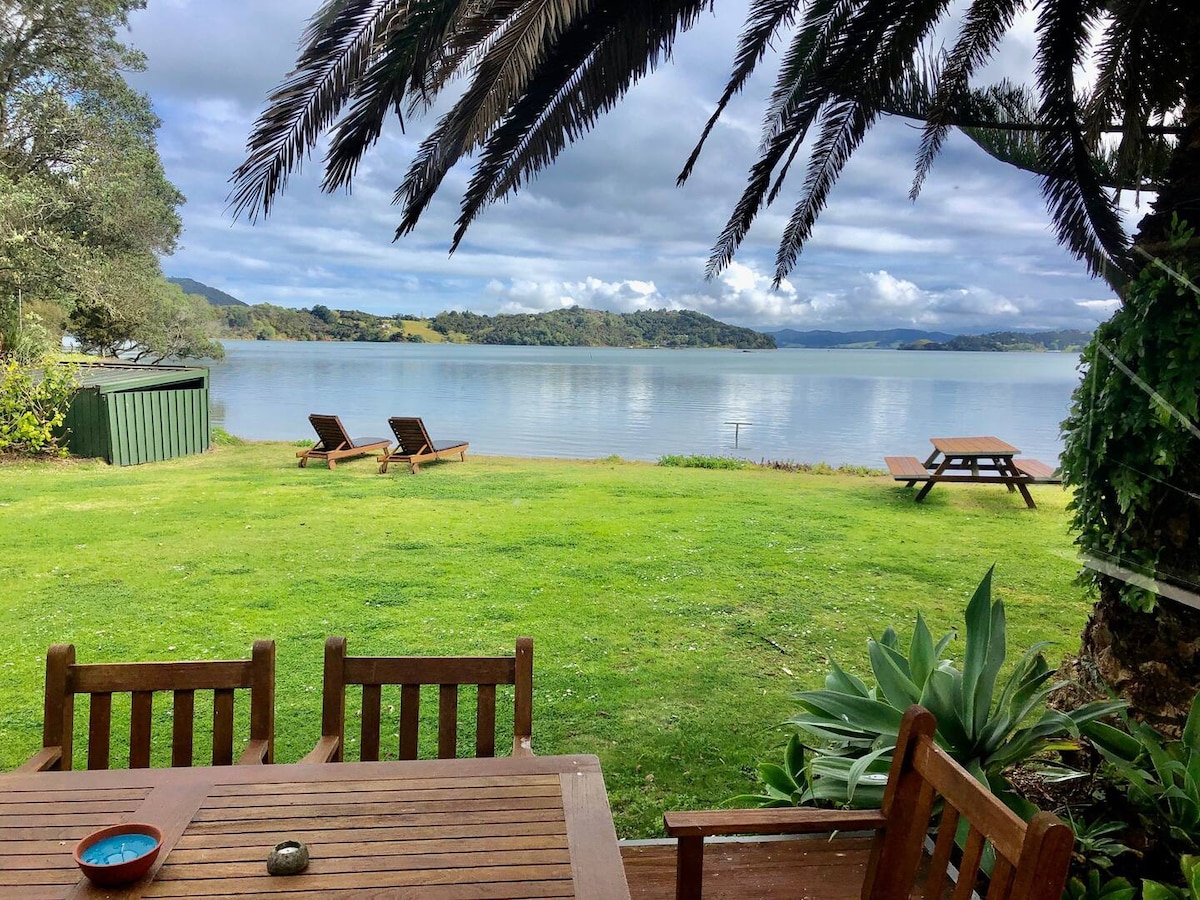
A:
209,340,1082,466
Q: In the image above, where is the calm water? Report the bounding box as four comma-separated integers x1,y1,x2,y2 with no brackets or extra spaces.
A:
208,341,1083,466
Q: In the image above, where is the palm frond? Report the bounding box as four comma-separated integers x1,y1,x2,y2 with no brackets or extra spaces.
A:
229,0,400,220
911,0,1028,197
677,0,801,185
1034,0,1129,284
450,1,710,248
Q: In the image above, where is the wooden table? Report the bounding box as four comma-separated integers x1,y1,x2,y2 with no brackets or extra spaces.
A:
0,754,630,899
917,435,1036,508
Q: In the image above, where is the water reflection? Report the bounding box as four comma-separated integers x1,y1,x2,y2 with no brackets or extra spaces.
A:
208,342,1081,465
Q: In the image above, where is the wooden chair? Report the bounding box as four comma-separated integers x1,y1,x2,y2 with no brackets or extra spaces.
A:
664,706,1073,900
296,414,391,469
303,636,533,763
378,416,469,474
18,640,275,772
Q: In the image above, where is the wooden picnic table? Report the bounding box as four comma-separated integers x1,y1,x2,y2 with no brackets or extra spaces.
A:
0,753,630,899
885,435,1058,509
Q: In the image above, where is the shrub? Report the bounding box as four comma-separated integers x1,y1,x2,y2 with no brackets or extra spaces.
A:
0,360,77,456
658,454,752,470
738,569,1123,812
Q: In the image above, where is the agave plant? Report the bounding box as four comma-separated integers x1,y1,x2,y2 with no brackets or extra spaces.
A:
746,569,1122,812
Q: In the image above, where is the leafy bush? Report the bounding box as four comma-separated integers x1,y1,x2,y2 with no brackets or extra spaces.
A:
658,454,753,469
1144,857,1200,899
1065,872,1136,900
739,569,1122,811
1085,693,1200,851
0,360,77,455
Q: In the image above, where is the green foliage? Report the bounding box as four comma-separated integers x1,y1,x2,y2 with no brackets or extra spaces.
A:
1060,219,1200,611
430,308,776,349
902,330,1093,352
0,360,77,455
658,455,754,470
1144,857,1200,899
1064,871,1136,900
209,427,245,447
1069,815,1135,871
1085,692,1200,850
742,570,1122,810
0,0,188,363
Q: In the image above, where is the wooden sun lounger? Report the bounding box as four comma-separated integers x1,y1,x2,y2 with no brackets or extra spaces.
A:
296,414,391,469
379,416,469,474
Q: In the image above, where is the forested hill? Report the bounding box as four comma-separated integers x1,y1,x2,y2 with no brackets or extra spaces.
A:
168,278,248,306
899,330,1092,351
429,308,775,348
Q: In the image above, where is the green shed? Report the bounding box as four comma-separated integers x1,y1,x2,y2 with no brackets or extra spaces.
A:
62,363,211,466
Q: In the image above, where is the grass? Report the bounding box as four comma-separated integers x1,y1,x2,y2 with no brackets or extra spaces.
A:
0,443,1088,836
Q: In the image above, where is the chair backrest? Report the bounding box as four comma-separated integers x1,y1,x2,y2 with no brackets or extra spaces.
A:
309,414,351,451
388,417,433,455
864,706,1073,900
318,636,533,761
40,640,275,770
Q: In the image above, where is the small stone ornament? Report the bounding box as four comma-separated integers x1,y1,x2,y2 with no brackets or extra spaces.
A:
266,840,309,876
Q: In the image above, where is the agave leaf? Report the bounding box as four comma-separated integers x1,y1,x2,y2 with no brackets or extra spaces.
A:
974,585,1008,739
909,612,935,689
876,640,914,680
1184,694,1200,755
784,732,805,780
794,691,906,739
880,626,899,650
1084,719,1144,761
728,793,791,808
758,763,800,795
933,629,957,658
825,659,871,697
786,713,878,744
919,667,969,751
868,639,921,709
961,567,995,737
846,745,892,804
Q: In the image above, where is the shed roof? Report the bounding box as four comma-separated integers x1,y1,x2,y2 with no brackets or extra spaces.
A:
68,362,208,393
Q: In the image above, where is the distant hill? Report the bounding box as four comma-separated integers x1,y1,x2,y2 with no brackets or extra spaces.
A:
769,328,956,348
429,308,776,349
213,304,775,349
169,277,248,307
900,329,1092,352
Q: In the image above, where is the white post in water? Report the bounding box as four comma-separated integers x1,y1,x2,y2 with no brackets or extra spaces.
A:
724,421,753,449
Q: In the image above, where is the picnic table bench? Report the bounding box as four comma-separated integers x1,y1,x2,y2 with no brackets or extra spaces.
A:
885,436,1060,509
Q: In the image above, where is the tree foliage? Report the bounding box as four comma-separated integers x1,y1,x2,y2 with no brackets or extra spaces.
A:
0,0,204,363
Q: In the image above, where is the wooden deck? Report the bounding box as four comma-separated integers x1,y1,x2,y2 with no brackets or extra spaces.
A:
621,835,875,899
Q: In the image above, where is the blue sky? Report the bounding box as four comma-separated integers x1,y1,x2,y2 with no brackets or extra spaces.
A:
125,1,1127,333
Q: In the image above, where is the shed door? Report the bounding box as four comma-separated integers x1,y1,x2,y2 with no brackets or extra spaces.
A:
106,388,210,466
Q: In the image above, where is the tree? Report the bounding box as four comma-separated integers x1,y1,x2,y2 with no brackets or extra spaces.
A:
0,0,199,363
234,3,1200,718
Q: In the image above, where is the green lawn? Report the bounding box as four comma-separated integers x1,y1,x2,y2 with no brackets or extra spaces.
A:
0,443,1088,836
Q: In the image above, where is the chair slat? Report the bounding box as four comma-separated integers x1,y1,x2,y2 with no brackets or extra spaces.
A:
361,684,382,762
87,693,112,771
129,691,153,768
987,856,1016,900
172,689,195,767
212,688,234,766
399,684,420,760
476,684,497,757
438,685,458,759
922,803,959,899
951,826,987,900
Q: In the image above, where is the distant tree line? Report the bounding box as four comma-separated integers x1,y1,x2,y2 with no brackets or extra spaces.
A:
215,303,420,343
899,330,1092,352
430,308,776,349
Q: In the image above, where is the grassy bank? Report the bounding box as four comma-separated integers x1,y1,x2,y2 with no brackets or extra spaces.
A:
0,444,1087,836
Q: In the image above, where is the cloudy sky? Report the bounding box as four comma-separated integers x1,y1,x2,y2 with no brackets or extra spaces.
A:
124,1,1128,334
